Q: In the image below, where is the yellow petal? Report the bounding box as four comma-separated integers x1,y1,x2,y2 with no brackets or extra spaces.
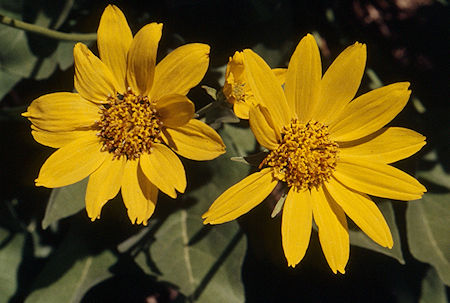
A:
97,4,133,92
329,83,411,141
126,23,162,96
233,101,251,120
325,178,393,248
31,126,88,148
281,188,313,267
334,158,426,201
74,43,119,103
223,52,245,104
242,49,291,128
311,186,349,274
249,104,280,150
85,153,126,220
156,94,194,128
23,92,99,132
339,127,426,163
139,143,186,198
202,168,277,224
162,119,225,161
314,42,366,124
121,160,158,225
151,43,210,100
272,68,287,85
36,131,107,188
284,34,322,122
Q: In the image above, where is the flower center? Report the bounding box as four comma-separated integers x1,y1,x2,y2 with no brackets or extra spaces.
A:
232,82,246,102
261,119,339,191
97,89,162,160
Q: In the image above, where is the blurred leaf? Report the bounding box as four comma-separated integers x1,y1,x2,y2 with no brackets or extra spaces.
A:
419,267,448,303
0,25,58,80
407,193,450,285
42,178,87,229
135,124,255,302
0,228,25,303
25,226,116,303
349,200,404,264
0,1,81,80
56,41,76,70
418,159,450,190
0,70,21,100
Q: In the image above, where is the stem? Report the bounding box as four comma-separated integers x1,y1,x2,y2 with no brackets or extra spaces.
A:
0,14,96,41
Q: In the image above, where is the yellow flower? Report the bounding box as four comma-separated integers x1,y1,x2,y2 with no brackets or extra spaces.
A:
23,5,225,225
223,51,286,119
203,34,426,273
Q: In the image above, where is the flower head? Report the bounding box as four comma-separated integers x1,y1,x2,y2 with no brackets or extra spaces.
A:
203,34,426,273
24,5,225,225
223,51,286,119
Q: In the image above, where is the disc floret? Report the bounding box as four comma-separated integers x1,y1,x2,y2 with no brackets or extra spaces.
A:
97,88,162,160
262,119,339,191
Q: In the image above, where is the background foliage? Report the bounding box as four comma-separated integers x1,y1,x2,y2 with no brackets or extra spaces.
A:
0,0,448,302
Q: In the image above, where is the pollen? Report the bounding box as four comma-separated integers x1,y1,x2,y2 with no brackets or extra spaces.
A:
232,82,246,102
97,89,162,160
261,119,339,191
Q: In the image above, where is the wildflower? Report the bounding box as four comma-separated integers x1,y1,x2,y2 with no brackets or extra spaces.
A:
24,5,225,225
203,34,426,273
223,51,286,119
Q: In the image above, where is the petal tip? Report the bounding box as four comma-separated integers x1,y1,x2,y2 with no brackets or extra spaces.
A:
303,33,316,43
203,218,211,225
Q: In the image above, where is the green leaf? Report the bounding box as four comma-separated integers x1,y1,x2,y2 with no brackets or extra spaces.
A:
0,228,25,303
407,193,450,285
420,267,448,303
0,25,58,80
42,178,88,229
0,1,80,80
349,200,404,264
56,41,76,70
25,226,116,303
417,158,450,190
135,124,255,302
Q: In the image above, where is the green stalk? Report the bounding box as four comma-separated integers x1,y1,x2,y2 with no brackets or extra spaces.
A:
0,14,96,41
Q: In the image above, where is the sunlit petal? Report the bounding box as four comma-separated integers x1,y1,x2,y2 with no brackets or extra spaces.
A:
139,144,186,198
334,159,426,201
97,4,133,91
23,92,99,132
31,126,89,148
314,42,366,124
282,188,312,267
284,34,321,122
126,23,162,96
74,43,119,103
249,104,280,150
85,154,126,220
121,160,158,225
329,82,411,141
243,49,291,127
311,186,349,274
203,168,277,224
36,131,107,188
162,119,225,161
339,127,426,163
325,178,393,248
151,43,210,99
